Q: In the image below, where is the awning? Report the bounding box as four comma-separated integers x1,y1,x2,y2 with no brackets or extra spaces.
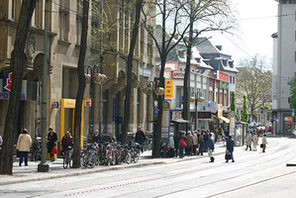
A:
218,116,229,123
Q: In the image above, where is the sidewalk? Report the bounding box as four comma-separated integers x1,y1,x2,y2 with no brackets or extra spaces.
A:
0,142,226,186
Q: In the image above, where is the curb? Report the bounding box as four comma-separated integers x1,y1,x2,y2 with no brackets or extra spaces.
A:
0,161,165,186
0,150,226,186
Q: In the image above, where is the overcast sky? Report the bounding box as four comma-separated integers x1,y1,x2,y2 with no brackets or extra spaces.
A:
206,0,278,65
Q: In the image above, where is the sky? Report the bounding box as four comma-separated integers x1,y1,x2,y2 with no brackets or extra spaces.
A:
206,0,278,66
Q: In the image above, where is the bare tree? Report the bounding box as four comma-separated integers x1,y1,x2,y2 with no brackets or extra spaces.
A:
121,0,144,145
237,55,272,117
181,0,233,122
0,0,37,175
142,0,190,157
72,0,89,168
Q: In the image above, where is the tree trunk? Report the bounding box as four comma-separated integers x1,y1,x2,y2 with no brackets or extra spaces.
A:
122,0,143,145
183,14,194,122
72,0,89,168
0,0,37,175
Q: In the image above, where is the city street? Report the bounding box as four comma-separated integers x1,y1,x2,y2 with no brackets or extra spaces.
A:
1,137,296,198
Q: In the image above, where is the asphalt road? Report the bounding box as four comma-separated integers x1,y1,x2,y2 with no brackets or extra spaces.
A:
1,137,296,198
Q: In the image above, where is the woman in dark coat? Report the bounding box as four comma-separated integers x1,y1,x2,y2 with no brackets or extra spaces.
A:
47,128,58,161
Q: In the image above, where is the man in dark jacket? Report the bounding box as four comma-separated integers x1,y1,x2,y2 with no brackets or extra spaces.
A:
92,129,101,144
226,135,235,163
135,126,146,152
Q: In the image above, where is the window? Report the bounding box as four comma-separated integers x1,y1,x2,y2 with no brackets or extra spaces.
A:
229,76,232,84
12,0,21,20
176,87,183,108
233,76,235,84
59,0,69,41
35,0,43,28
76,17,82,45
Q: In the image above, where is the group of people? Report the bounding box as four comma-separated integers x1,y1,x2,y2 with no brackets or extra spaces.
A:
167,130,216,162
245,132,268,153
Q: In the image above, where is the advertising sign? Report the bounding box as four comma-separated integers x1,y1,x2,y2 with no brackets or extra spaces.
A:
218,71,229,82
197,112,212,119
172,70,185,79
162,101,170,140
0,78,27,100
165,80,173,99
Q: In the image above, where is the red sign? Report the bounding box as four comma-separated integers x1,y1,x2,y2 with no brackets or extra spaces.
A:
218,71,229,82
4,72,12,92
172,70,185,79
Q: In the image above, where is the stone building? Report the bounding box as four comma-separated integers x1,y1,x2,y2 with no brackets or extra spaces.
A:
0,0,155,142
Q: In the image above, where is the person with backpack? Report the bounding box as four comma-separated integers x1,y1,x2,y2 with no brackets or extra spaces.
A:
179,131,187,158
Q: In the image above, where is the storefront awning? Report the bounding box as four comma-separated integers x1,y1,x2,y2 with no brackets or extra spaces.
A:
218,116,229,123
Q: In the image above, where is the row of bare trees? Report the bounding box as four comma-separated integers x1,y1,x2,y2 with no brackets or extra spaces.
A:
0,0,234,174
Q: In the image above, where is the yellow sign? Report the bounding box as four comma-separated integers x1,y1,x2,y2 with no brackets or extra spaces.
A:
63,99,76,108
165,80,173,99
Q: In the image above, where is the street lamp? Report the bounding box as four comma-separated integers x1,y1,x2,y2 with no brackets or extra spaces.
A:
190,92,205,130
85,65,107,141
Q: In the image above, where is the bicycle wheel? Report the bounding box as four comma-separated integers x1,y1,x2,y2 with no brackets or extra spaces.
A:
133,151,140,163
63,157,68,169
125,152,132,164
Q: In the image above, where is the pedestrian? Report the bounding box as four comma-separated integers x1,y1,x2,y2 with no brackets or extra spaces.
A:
61,131,73,152
101,131,112,144
16,129,32,166
261,134,268,153
197,130,204,156
167,133,175,157
179,131,187,158
192,131,198,155
135,126,146,153
245,132,252,151
186,131,194,156
225,135,235,163
252,133,258,151
47,128,58,162
174,132,180,157
208,133,215,163
92,129,101,144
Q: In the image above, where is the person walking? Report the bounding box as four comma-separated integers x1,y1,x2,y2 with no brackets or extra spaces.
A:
186,131,194,156
208,133,215,162
226,135,235,163
135,126,146,153
179,131,187,158
167,133,175,157
262,134,268,153
245,132,252,151
47,128,58,161
16,129,32,166
197,130,204,156
192,131,198,155
174,132,180,157
252,133,258,151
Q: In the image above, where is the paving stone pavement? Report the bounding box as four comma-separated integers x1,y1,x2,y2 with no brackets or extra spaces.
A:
0,142,227,186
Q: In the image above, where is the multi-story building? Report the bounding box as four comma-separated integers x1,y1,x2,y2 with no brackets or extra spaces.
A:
0,0,155,141
272,0,296,135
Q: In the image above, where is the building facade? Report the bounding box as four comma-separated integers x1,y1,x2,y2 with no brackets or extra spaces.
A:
272,0,296,134
0,0,155,141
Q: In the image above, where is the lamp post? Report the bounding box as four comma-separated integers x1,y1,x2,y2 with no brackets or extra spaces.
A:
143,81,165,143
191,92,204,130
85,65,107,141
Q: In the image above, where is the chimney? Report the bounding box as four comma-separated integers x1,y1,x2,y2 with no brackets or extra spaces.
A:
216,45,222,51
